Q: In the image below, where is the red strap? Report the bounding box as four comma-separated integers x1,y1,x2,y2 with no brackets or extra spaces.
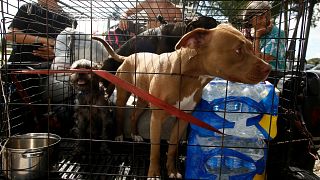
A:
113,31,120,48
14,69,223,134
107,31,112,44
107,30,120,49
10,74,38,118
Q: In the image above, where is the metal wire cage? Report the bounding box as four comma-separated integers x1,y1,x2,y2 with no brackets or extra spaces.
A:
0,0,318,179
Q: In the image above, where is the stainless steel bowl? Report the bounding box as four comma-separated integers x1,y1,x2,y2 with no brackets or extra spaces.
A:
1,133,61,180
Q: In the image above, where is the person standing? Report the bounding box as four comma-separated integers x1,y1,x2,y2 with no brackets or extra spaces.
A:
243,1,286,85
5,0,77,68
3,0,77,134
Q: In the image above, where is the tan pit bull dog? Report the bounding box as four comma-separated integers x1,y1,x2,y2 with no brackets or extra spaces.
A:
93,23,271,179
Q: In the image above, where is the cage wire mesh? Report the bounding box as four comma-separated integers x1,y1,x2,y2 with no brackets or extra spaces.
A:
0,0,319,179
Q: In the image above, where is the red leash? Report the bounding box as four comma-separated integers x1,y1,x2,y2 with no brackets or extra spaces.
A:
15,69,223,134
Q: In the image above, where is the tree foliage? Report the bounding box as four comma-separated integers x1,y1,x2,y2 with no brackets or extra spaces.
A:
311,2,320,27
307,58,320,65
192,0,319,27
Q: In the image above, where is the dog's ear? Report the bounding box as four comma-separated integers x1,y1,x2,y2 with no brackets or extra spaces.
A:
175,28,211,50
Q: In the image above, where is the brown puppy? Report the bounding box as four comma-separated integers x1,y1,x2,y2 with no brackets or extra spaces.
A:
70,59,114,155
94,23,271,179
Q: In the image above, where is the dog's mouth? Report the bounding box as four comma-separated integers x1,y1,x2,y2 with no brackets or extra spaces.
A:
244,71,270,84
224,73,268,84
237,63,271,84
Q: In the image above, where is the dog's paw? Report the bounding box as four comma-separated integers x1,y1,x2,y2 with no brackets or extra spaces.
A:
169,172,182,179
131,134,144,142
166,160,182,179
115,135,124,141
147,164,160,179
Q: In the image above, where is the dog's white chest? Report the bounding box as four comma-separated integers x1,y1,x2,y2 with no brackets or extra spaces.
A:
174,90,197,111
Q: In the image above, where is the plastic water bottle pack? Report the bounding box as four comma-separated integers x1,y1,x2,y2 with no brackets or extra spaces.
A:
185,79,279,180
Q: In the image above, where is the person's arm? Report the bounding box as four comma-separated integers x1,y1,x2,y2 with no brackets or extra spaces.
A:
6,28,55,60
254,25,275,63
5,28,55,46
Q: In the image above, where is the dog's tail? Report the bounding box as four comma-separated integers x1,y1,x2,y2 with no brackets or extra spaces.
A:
92,36,125,63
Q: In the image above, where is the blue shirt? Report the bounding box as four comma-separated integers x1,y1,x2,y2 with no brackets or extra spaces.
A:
260,26,286,71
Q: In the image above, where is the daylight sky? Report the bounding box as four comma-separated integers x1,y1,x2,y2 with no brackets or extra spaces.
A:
1,0,319,60
306,27,320,59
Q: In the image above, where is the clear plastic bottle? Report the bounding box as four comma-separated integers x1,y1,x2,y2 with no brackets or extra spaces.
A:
201,79,274,139
186,79,278,180
195,134,265,179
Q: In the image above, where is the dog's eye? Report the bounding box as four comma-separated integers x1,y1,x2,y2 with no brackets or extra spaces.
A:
235,48,241,55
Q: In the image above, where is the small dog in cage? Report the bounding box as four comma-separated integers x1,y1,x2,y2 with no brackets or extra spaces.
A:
69,59,114,155
46,28,110,103
94,23,272,178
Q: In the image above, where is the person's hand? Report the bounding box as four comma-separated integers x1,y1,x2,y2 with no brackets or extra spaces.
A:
256,27,268,38
255,24,273,38
243,28,253,41
33,44,55,60
38,37,55,47
47,38,55,47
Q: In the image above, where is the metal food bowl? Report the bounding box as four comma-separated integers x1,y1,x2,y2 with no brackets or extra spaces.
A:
1,133,61,180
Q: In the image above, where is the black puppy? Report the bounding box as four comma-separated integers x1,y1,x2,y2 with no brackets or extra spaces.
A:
70,59,114,155
101,16,219,93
